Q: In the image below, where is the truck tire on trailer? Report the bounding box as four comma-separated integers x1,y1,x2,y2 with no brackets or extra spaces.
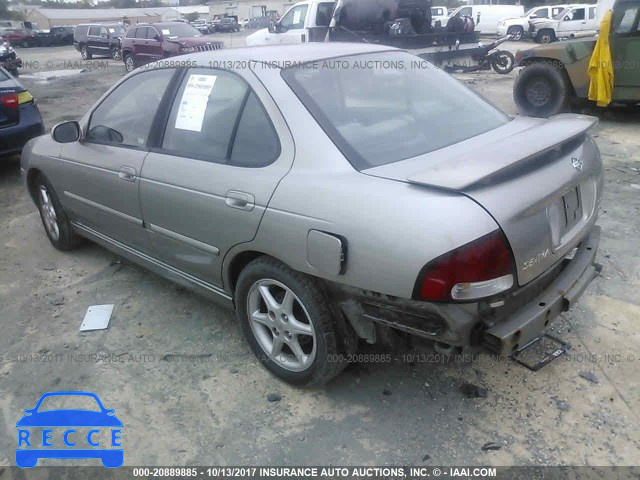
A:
513,62,570,117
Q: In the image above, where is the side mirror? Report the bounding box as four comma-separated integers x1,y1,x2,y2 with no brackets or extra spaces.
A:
51,121,80,143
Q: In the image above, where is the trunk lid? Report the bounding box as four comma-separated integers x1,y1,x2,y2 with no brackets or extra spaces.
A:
363,114,603,286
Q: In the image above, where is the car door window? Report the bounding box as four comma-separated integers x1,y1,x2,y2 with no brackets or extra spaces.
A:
162,70,248,162
135,27,148,39
126,27,137,38
316,2,335,27
99,27,108,37
458,7,472,17
88,26,100,36
589,7,596,20
86,69,174,148
147,27,160,40
281,4,309,29
568,9,585,21
613,4,640,33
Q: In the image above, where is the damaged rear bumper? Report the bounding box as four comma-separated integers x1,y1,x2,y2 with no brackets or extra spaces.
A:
332,226,601,354
484,226,602,355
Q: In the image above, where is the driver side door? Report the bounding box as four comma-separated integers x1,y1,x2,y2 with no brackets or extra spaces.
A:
275,3,310,44
611,1,640,98
52,68,176,253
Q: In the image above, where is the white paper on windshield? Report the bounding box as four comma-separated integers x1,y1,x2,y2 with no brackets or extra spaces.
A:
175,74,217,132
293,10,302,25
108,28,115,33
162,29,171,35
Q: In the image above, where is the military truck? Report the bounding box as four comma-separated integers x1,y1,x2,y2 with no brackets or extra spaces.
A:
513,0,640,117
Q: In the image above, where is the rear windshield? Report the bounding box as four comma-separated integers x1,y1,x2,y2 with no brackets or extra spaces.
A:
281,51,509,170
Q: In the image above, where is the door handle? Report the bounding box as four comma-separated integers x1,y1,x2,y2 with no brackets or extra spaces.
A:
225,191,255,211
118,166,137,182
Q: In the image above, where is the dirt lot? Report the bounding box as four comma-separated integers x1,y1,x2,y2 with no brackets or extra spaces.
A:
0,36,639,468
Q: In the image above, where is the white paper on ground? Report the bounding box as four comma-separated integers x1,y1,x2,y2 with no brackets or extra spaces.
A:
175,74,217,132
79,304,115,331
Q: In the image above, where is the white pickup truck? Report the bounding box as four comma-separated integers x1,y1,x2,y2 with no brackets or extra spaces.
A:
529,4,598,43
246,0,336,46
496,4,568,41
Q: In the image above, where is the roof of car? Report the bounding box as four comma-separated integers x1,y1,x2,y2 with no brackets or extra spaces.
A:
183,43,399,66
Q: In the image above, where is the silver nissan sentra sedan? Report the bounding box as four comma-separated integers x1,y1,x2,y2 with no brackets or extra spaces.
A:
21,43,603,386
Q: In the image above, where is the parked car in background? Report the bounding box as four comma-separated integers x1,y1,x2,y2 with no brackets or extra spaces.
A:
1,28,39,48
248,16,272,30
21,43,603,386
529,4,598,43
497,5,568,41
36,26,75,47
448,4,525,34
120,22,223,72
0,66,44,157
191,19,210,34
214,17,240,33
240,18,250,29
74,23,126,60
431,6,449,27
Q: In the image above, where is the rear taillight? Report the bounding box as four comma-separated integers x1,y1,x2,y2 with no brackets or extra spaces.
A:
0,93,18,108
0,91,33,109
414,230,515,302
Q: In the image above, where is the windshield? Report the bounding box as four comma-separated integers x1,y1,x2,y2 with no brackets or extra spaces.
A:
281,52,509,170
159,23,201,38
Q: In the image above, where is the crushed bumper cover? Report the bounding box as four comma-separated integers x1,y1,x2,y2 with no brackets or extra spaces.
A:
484,226,602,356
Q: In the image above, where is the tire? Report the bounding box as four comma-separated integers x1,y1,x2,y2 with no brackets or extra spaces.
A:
536,29,555,44
110,46,121,60
507,26,524,41
236,257,348,386
34,174,79,251
491,50,515,74
80,45,92,60
513,62,570,118
124,53,136,73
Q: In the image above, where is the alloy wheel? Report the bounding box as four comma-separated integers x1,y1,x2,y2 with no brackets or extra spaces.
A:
247,279,316,372
38,185,60,242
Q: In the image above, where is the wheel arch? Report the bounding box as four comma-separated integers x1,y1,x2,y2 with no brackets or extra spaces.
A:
519,57,576,97
26,167,42,204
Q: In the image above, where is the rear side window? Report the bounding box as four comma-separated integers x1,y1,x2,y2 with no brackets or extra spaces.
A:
75,25,88,36
230,93,280,167
161,69,280,167
88,26,100,36
126,27,137,38
87,69,174,148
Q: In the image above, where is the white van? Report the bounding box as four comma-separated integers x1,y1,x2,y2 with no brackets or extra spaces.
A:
449,5,525,34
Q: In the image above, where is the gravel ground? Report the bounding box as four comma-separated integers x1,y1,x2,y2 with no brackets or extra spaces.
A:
0,34,639,468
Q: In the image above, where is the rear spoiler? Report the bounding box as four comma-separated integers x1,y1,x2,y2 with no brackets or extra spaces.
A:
407,114,598,191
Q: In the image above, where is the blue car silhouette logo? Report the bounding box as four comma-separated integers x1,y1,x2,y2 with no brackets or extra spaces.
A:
16,391,123,468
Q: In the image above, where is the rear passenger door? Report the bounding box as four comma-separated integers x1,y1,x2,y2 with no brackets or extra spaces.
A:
86,26,101,54
139,68,294,289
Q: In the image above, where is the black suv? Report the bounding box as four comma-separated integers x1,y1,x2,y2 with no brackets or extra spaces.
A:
74,23,126,60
